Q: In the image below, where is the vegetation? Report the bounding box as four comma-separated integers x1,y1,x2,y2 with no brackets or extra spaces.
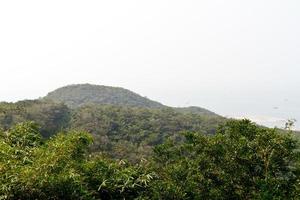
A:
44,84,219,117
0,122,154,199
0,100,225,162
151,120,300,199
0,85,299,199
70,105,224,161
174,106,218,117
44,84,165,109
0,100,70,137
0,120,299,199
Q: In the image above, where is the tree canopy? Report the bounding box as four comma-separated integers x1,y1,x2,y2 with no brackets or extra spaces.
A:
0,101,225,162
0,120,299,199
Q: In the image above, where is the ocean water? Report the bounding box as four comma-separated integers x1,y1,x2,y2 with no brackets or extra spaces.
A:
224,104,300,130
204,95,300,131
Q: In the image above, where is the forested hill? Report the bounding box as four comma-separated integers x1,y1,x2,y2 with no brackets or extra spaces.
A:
1,87,299,199
0,100,225,161
0,84,225,161
44,84,218,117
44,84,164,109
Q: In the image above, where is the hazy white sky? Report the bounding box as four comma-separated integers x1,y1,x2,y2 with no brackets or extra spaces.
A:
0,0,299,128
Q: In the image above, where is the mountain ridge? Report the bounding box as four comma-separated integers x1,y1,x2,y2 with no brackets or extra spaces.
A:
45,84,164,109
44,83,219,117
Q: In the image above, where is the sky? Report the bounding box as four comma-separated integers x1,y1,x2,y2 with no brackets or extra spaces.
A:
0,0,299,129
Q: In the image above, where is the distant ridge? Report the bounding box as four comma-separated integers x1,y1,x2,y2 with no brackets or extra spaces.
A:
44,84,164,109
174,106,218,117
44,84,219,117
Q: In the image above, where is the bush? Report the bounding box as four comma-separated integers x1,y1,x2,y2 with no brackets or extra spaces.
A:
0,120,299,199
151,120,300,199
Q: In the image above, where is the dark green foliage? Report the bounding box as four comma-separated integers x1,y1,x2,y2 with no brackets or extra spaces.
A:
0,123,92,199
70,105,225,161
0,122,155,200
1,121,41,148
0,84,223,162
151,120,300,199
82,156,155,199
0,120,299,199
0,85,299,199
0,99,225,162
0,100,70,137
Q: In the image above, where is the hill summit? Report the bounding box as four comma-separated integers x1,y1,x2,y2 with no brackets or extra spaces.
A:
44,84,218,117
45,84,164,109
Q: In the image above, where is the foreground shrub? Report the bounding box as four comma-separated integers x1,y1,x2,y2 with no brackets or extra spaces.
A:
151,120,300,199
0,120,299,199
0,122,154,200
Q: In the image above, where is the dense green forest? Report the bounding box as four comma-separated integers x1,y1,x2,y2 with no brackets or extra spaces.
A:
0,120,299,199
0,84,299,199
0,100,224,162
70,105,224,161
0,100,70,137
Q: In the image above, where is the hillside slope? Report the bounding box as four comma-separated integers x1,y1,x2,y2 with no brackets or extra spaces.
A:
0,100,225,161
70,104,225,161
0,84,226,161
0,100,70,137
